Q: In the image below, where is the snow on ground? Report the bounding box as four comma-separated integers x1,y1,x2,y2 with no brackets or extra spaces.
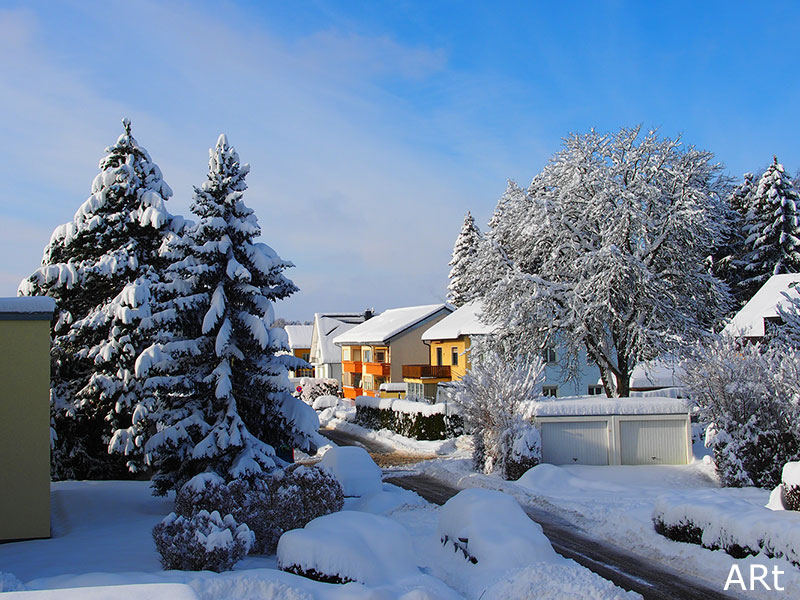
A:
419,454,800,600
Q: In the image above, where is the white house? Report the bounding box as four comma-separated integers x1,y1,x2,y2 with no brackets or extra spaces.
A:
723,273,800,341
309,312,373,383
284,324,314,378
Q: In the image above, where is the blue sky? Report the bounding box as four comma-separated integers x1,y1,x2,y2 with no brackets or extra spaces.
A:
1,1,798,319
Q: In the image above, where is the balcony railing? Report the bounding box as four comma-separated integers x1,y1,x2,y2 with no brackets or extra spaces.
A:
402,364,451,379
342,360,363,373
342,386,363,399
364,362,391,377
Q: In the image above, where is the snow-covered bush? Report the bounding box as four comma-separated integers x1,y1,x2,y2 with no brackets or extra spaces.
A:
653,490,800,567
174,466,344,555
452,348,544,479
353,396,461,440
301,380,341,405
318,446,382,497
783,462,800,511
153,510,254,572
681,334,800,488
0,572,24,592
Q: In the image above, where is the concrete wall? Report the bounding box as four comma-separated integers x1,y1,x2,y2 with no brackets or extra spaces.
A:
0,318,52,541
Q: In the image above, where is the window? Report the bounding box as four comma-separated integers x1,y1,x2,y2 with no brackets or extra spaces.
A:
342,346,351,361
302,352,310,362
451,347,459,366
587,384,604,396
542,385,558,397
407,381,424,399
363,348,372,363
376,350,385,363
436,347,443,366
542,348,557,364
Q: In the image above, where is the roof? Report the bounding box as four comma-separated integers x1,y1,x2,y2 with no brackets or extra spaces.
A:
284,325,313,350
333,304,452,346
723,273,800,338
311,312,370,364
0,296,56,320
421,300,496,341
529,395,689,417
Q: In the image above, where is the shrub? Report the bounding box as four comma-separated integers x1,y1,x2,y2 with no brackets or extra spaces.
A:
681,335,800,488
301,380,341,405
153,510,254,572
174,466,344,555
783,462,800,511
500,421,541,481
353,398,462,441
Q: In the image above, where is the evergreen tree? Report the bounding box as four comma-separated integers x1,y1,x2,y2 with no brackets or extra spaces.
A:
447,211,482,307
136,134,316,495
740,157,800,298
19,119,181,479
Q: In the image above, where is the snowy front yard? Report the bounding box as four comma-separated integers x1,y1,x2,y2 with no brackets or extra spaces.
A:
0,451,637,600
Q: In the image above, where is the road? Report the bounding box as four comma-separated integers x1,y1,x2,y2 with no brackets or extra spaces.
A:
321,428,735,600
319,428,434,468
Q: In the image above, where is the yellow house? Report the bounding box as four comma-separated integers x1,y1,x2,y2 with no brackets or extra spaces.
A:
0,296,55,542
405,300,496,400
333,304,453,399
284,324,314,378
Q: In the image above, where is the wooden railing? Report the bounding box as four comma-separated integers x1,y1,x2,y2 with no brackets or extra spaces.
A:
402,364,451,379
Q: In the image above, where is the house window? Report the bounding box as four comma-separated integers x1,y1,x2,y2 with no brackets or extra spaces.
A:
451,347,459,366
436,347,443,366
342,346,351,361
542,348,557,364
376,350,385,363
407,382,424,399
587,384,604,396
363,348,372,363
302,352,310,362
542,385,558,397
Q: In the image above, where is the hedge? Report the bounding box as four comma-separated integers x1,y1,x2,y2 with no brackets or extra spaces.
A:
354,396,463,440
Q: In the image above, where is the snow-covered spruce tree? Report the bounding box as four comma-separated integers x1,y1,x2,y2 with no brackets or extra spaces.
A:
452,342,544,479
477,126,732,397
136,134,316,495
681,335,800,488
740,158,800,299
446,212,482,307
776,288,800,347
19,119,182,479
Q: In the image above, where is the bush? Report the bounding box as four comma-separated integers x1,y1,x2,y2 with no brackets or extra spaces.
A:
153,510,254,572
301,380,341,405
783,462,800,511
174,466,344,555
500,421,541,481
353,398,463,441
681,335,800,488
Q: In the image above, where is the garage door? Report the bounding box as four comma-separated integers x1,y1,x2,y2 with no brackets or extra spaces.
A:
619,419,688,465
540,420,610,465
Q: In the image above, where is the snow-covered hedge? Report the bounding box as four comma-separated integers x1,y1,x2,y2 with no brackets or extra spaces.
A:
652,491,800,567
353,396,463,440
153,509,254,572
783,462,800,511
173,466,344,555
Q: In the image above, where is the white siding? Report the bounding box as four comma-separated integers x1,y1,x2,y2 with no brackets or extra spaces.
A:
619,419,688,465
540,420,610,465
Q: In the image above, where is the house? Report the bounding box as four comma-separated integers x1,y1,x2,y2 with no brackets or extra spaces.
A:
413,300,602,400
0,296,55,542
309,311,373,383
723,273,800,341
333,304,453,399
284,324,314,378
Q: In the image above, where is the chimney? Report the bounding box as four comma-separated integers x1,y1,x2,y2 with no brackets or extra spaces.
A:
364,308,374,321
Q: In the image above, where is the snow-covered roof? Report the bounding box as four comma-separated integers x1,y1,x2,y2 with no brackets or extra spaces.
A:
723,273,800,338
312,312,370,364
333,304,452,346
629,357,685,390
284,325,313,350
0,296,56,319
421,300,496,341
530,395,689,417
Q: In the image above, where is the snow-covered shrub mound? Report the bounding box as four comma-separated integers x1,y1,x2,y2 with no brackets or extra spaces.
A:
301,379,341,405
0,572,24,592
174,466,343,555
277,510,419,585
481,563,640,600
347,483,428,515
312,394,341,410
499,420,541,481
783,462,800,511
318,446,382,497
153,510,254,572
653,490,800,566
438,489,559,569
517,464,627,495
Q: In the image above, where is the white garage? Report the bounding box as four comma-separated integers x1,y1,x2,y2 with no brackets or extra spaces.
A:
534,396,691,466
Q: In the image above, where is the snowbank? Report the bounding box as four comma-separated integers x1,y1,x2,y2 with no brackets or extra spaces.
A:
517,464,627,495
276,511,419,585
317,446,382,497
2,583,198,599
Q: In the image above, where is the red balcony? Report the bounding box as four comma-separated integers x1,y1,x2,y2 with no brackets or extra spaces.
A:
342,386,363,399
402,364,451,379
364,362,391,377
342,361,363,373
